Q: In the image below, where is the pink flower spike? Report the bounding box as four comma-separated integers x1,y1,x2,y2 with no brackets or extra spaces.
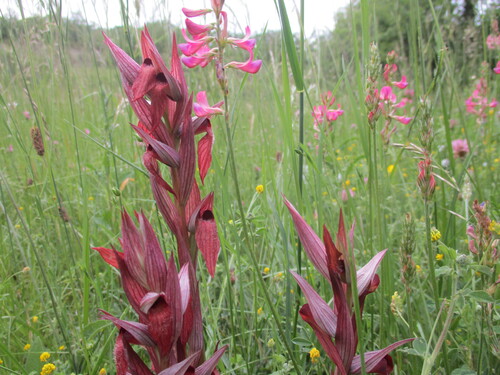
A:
494,61,500,74
380,86,396,103
392,115,412,125
194,91,224,117
392,75,408,89
186,18,212,36
23,111,31,119
490,99,498,108
182,8,211,17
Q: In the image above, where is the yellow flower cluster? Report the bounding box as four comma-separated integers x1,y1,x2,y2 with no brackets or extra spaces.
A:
23,344,31,351
255,184,264,194
309,347,320,363
99,368,107,375
257,307,263,315
488,220,500,235
430,228,441,242
39,352,50,362
40,363,56,375
387,164,395,174
436,254,444,261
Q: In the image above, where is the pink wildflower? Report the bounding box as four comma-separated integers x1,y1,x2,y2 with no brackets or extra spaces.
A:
494,61,500,74
392,115,412,125
225,51,263,74
180,2,262,74
23,111,31,120
380,86,397,103
451,139,469,158
193,91,224,117
392,75,408,89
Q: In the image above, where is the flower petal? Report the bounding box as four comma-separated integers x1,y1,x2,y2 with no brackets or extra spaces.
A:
350,338,415,374
284,197,328,279
290,270,337,337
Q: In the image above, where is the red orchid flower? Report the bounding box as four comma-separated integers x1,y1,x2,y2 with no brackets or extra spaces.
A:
284,197,414,374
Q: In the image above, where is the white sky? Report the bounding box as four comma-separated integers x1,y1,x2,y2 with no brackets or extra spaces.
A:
1,0,350,36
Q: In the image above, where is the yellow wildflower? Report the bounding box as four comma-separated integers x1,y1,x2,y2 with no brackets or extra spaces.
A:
267,338,275,348
19,206,24,210
228,219,234,225
430,228,441,242
39,352,50,362
15,224,21,229
263,267,270,274
23,344,31,351
387,165,395,174
309,347,320,363
99,368,107,375
436,254,444,261
58,345,65,351
488,220,500,235
345,180,351,186
32,316,39,323
416,264,422,272
274,272,284,281
0,359,3,364
257,307,263,315
88,196,94,201
322,191,328,196
40,363,56,375
255,184,264,194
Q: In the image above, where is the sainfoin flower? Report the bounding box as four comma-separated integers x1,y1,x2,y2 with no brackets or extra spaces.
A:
180,3,262,74
494,61,500,74
100,27,226,374
284,198,414,374
451,139,469,158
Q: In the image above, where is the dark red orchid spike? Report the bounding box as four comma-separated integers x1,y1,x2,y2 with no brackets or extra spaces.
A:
99,28,226,374
284,196,414,374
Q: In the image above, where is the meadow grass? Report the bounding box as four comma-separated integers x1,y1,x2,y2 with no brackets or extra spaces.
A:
0,1,498,374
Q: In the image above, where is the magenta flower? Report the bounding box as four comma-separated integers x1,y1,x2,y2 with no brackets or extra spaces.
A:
228,26,257,52
23,111,31,120
379,86,397,103
312,93,344,138
193,91,224,117
284,198,414,374
392,75,408,89
180,2,262,74
465,74,498,123
494,61,500,74
225,51,263,74
392,115,412,125
451,139,469,158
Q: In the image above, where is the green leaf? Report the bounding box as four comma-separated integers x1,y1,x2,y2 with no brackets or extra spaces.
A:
435,266,453,277
450,367,477,375
468,291,495,304
275,0,303,91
